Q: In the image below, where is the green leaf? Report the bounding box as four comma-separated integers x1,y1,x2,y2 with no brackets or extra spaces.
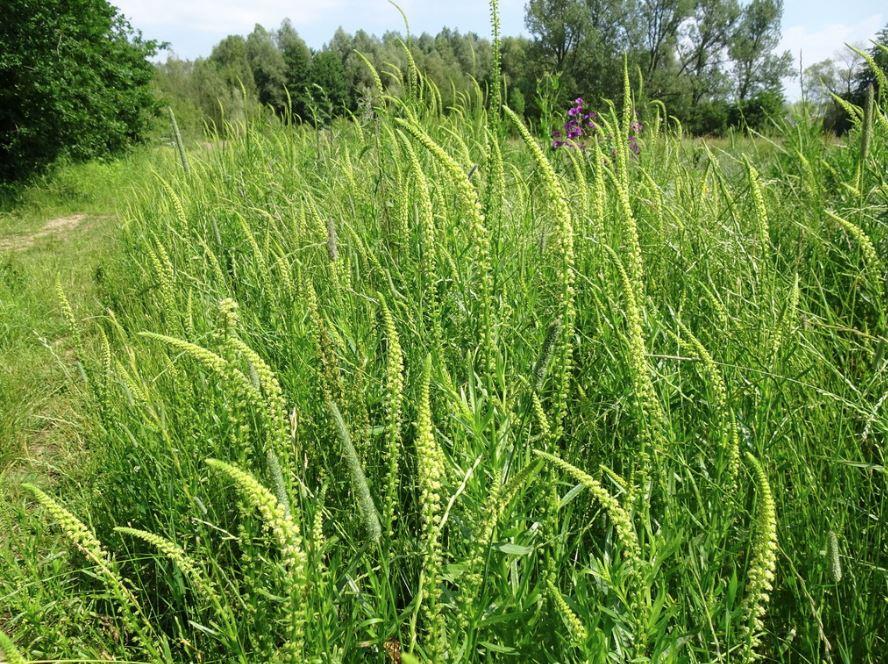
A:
496,542,534,555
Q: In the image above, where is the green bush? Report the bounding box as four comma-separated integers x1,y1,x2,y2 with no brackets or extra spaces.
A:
728,90,786,131
687,99,730,135
0,0,159,181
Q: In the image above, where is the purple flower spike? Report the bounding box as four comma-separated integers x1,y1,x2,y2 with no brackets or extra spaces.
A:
551,95,628,153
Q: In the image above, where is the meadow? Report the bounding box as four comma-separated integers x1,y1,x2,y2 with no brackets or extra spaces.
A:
0,53,885,663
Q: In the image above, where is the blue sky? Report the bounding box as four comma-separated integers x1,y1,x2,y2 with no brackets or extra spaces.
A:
115,0,884,99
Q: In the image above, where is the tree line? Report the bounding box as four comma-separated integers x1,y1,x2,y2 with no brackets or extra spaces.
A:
156,0,806,137
154,23,502,135
2,0,885,181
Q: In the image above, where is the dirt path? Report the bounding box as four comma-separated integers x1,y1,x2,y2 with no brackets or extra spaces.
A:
1,211,113,478
0,214,93,252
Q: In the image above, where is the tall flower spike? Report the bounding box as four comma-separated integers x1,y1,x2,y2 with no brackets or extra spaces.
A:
858,83,873,189
488,0,502,126
828,531,842,584
676,320,739,484
744,159,769,255
114,527,221,607
398,134,442,348
326,399,382,543
484,129,506,232
591,138,607,239
167,106,189,173
0,631,26,664
532,451,640,561
825,210,884,306
302,279,343,403
741,452,778,661
414,355,447,659
225,332,292,471
504,106,575,441
396,118,495,380
206,458,306,661
55,276,80,343
605,245,667,463
354,50,384,104
548,581,588,647
23,484,159,658
379,295,405,537
139,332,269,454
606,165,646,302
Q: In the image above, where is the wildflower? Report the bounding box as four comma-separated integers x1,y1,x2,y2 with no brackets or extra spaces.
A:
628,135,640,155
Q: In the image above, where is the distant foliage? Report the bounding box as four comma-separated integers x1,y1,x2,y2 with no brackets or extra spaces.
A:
152,1,804,137
0,0,160,180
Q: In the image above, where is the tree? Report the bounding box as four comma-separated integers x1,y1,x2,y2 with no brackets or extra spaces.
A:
802,48,864,108
677,0,740,104
277,20,313,119
525,0,589,73
207,35,255,92
308,51,349,124
803,59,841,107
852,25,888,101
639,0,693,81
246,25,287,111
153,57,205,137
0,0,159,180
525,0,632,107
729,0,793,101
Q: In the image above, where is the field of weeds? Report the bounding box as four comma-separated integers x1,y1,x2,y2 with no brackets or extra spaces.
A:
1,54,885,663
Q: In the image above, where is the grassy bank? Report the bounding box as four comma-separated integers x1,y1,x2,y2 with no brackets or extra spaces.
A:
1,75,886,663
0,150,170,471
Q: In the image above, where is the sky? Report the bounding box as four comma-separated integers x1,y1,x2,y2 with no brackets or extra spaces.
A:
114,0,884,100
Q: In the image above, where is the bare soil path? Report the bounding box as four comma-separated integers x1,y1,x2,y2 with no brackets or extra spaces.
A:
0,213,95,252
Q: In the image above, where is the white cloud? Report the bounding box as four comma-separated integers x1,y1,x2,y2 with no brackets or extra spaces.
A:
114,0,527,41
779,13,884,99
113,0,346,34
113,0,529,58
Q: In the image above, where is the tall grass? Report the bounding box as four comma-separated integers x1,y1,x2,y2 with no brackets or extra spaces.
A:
2,37,886,664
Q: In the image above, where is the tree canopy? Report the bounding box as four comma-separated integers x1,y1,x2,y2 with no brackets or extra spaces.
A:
0,0,160,180
154,1,802,136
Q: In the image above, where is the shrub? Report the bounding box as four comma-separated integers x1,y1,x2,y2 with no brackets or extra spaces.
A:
0,0,159,180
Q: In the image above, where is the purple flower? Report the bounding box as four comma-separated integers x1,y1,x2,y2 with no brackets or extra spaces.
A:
551,96,618,152
628,135,640,155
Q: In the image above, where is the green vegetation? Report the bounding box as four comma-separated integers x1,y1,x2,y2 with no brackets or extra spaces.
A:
0,0,160,180
155,0,810,137
0,152,159,471
1,2,886,660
